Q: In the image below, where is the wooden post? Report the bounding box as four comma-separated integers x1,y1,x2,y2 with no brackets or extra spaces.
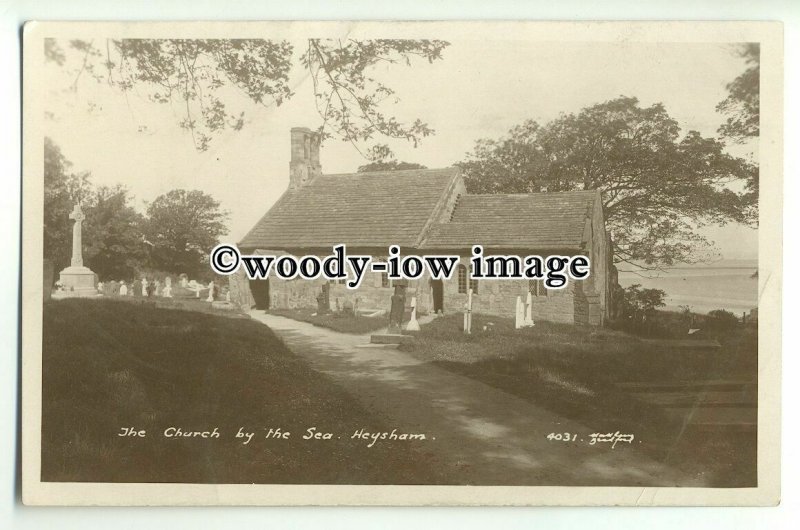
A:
467,288,473,333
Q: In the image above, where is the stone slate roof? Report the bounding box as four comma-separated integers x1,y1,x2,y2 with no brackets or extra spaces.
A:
238,168,459,250
420,191,598,251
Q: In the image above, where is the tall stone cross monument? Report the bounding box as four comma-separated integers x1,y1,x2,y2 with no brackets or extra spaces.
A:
69,203,85,266
53,203,99,298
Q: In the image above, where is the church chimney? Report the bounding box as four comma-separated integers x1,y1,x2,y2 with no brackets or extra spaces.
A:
289,127,321,189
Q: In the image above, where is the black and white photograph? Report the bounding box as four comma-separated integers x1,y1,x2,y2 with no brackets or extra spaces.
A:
19,20,782,507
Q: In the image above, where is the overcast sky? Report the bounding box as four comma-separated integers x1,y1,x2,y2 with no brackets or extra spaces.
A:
43,38,758,260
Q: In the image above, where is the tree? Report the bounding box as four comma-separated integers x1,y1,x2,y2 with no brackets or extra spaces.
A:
458,97,757,267
45,38,449,156
44,137,92,272
621,284,666,322
357,160,427,172
717,43,759,143
82,185,147,280
143,189,229,275
45,138,149,277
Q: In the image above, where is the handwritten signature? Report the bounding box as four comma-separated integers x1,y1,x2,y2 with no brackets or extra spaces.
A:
547,431,635,449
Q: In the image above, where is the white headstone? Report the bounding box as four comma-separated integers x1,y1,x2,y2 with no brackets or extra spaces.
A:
119,282,128,296
206,281,215,302
524,291,534,327
141,278,148,297
515,296,524,329
407,296,420,331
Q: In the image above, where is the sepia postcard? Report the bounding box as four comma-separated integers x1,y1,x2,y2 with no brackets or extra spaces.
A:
21,20,782,506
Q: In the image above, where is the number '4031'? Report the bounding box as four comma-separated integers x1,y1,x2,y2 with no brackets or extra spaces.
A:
547,432,578,442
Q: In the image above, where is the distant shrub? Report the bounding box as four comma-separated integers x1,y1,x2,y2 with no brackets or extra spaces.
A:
609,284,669,337
621,284,666,321
706,309,740,332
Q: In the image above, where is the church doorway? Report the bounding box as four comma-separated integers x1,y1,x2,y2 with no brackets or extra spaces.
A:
249,279,270,310
431,279,444,314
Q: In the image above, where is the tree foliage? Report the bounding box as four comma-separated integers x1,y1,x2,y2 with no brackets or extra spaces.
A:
45,142,144,278
82,186,147,280
717,43,759,143
357,160,427,172
45,38,449,156
302,39,447,157
143,189,229,276
45,138,229,279
458,97,758,266
621,284,666,321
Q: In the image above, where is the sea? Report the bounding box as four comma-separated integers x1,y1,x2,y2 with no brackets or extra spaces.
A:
617,259,758,315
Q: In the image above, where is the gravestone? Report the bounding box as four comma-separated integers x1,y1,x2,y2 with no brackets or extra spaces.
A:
162,277,173,298
316,283,330,315
52,203,99,298
406,296,420,332
206,281,215,302
387,283,407,334
119,281,128,296
463,288,473,334
515,296,524,329
523,291,534,327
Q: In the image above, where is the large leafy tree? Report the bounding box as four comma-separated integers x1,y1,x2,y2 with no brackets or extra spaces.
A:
44,138,148,277
45,38,449,156
458,97,757,267
83,185,147,280
717,43,759,143
143,189,229,276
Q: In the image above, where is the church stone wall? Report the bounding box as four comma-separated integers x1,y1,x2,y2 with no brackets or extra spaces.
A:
235,254,607,325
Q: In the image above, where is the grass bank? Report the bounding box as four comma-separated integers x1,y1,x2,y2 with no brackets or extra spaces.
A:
42,299,447,484
399,313,757,487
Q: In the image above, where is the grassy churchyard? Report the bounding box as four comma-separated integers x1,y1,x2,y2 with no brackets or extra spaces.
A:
42,295,756,487
398,313,757,487
41,299,449,484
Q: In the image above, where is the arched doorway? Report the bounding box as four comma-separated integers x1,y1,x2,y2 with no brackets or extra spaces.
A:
249,279,270,310
430,279,444,314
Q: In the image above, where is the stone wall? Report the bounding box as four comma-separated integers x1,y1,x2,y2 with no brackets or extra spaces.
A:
585,191,611,325
267,271,426,315
242,255,597,325
228,267,255,311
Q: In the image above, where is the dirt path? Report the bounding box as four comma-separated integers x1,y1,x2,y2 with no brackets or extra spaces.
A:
250,311,706,487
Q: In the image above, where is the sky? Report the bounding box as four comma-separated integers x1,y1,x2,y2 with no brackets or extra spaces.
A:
43,38,758,260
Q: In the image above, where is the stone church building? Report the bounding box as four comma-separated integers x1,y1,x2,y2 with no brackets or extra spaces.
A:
229,127,616,325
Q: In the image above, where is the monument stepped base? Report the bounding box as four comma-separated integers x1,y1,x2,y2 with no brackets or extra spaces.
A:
52,290,102,299
53,265,99,298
